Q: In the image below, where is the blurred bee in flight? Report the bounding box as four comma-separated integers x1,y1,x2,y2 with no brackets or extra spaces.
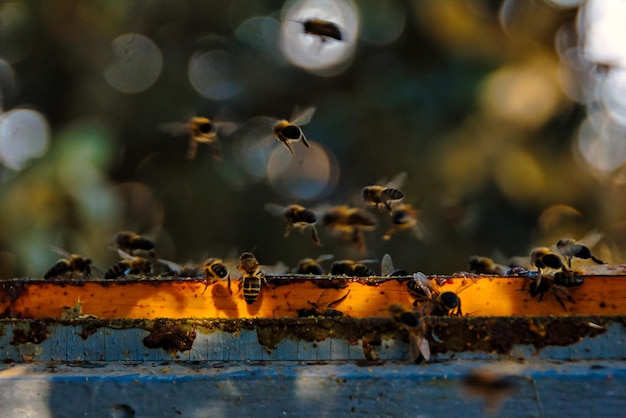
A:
159,116,237,160
265,203,321,245
330,259,378,277
468,255,508,276
238,252,268,304
296,18,343,43
105,249,152,280
362,172,406,214
114,231,154,256
293,254,334,275
272,106,315,157
556,237,605,268
322,205,377,253
389,304,430,362
382,204,424,241
44,247,93,280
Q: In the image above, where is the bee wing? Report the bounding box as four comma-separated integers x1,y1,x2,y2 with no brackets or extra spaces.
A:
413,272,436,298
357,259,379,265
262,261,289,275
577,230,603,248
265,203,287,217
117,249,135,261
314,288,350,309
50,246,72,258
156,259,182,274
381,253,395,277
409,333,430,362
289,106,316,126
315,254,335,264
213,121,238,136
384,171,408,189
158,122,190,136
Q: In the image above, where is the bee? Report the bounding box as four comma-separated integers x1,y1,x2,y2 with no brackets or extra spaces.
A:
238,252,268,304
389,304,430,362
105,249,152,280
201,258,230,294
297,288,350,317
330,259,378,277
382,204,424,241
272,106,315,157
265,203,321,245
362,172,406,213
159,116,237,160
526,273,574,311
114,231,154,255
461,363,521,416
297,18,343,43
553,269,584,287
44,247,92,280
294,254,334,275
556,238,605,268
322,205,377,253
408,273,469,316
530,247,568,274
381,253,408,277
468,255,508,276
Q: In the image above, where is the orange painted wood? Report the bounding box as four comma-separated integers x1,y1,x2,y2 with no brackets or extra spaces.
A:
1,271,625,319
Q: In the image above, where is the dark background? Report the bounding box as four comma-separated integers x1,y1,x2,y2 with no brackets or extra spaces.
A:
0,0,620,278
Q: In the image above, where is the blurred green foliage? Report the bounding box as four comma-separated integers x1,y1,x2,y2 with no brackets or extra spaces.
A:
0,0,621,278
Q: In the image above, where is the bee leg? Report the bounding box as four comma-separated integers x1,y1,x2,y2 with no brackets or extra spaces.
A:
591,255,605,264
284,222,293,238
352,229,366,253
227,275,232,295
384,201,393,214
201,279,210,295
301,134,311,148
282,141,296,157
310,226,321,246
186,139,199,160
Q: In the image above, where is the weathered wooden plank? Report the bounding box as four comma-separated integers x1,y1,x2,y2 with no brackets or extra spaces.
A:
0,360,624,418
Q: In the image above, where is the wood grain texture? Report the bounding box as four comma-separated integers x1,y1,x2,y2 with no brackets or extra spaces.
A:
1,269,625,319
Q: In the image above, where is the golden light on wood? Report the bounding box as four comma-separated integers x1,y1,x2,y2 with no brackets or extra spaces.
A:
1,266,625,319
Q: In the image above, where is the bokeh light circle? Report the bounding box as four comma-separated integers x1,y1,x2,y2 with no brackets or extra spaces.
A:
188,50,242,100
576,116,626,172
104,33,163,94
0,108,49,170
266,140,339,200
280,0,359,74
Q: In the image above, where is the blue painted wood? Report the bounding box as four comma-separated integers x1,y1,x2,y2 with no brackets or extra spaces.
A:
0,361,624,417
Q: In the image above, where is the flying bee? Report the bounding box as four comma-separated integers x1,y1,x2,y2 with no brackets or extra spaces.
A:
530,247,568,274
362,172,406,213
238,252,268,304
272,106,316,157
389,304,430,362
294,254,334,275
104,249,152,280
159,116,237,160
468,255,508,276
322,205,377,253
44,247,93,280
330,259,378,277
296,18,343,43
526,273,574,311
383,204,424,241
201,258,230,294
556,238,605,268
114,231,154,255
381,253,408,277
265,203,321,245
